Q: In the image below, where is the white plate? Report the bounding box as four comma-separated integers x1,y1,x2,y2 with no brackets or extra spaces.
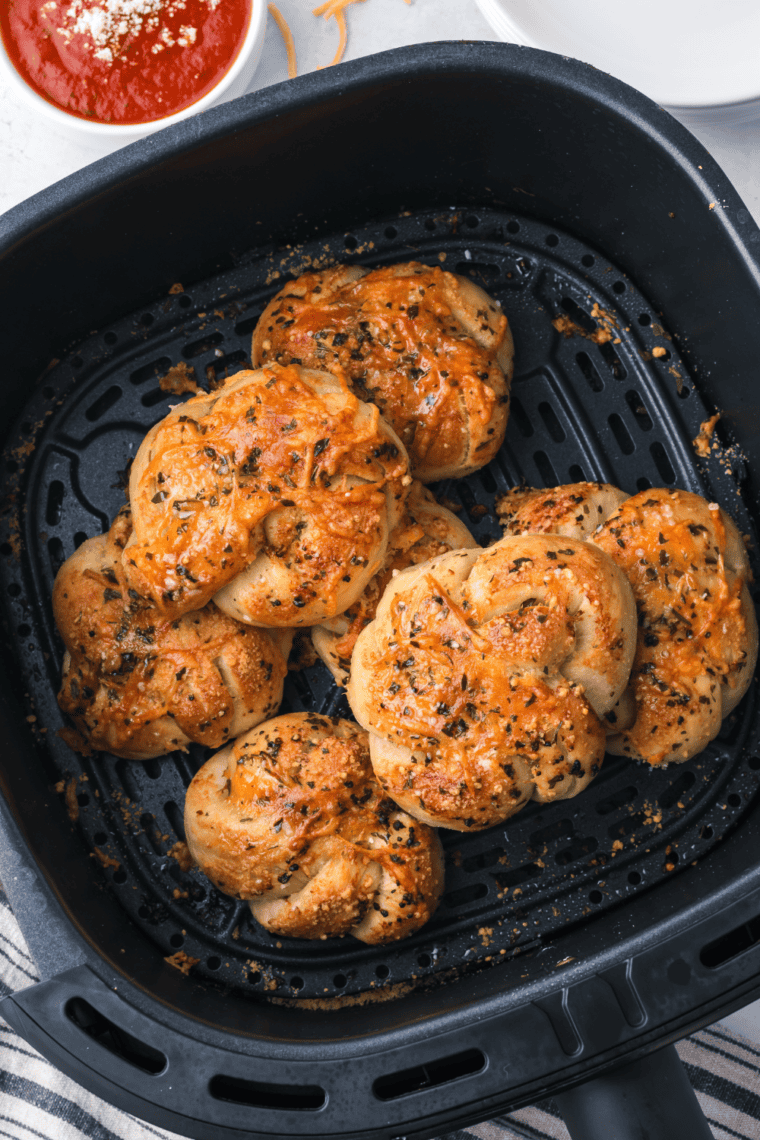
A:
474,0,760,119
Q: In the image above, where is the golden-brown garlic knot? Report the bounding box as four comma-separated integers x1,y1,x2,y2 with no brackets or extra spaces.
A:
348,535,637,830
124,364,410,625
251,262,513,482
184,714,444,944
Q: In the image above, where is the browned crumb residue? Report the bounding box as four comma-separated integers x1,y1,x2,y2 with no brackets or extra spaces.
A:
168,283,184,295
164,950,199,975
158,361,200,396
167,841,194,873
59,777,79,822
651,346,668,359
92,847,120,870
269,979,416,1010
693,412,721,458
552,302,617,345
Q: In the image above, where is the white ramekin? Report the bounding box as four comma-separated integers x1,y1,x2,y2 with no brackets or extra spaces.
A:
0,0,267,143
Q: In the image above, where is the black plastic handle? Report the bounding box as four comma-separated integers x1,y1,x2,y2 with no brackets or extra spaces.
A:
554,1044,713,1140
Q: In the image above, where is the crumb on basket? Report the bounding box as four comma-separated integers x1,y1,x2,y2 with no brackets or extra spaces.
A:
693,412,721,458
164,951,199,975
167,841,194,873
158,361,199,396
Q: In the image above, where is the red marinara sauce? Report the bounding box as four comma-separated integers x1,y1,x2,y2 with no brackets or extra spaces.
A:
0,0,251,125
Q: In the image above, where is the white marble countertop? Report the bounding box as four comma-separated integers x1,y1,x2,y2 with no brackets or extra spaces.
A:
3,0,760,1048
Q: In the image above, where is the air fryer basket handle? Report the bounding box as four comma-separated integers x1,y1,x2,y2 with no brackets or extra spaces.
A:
554,1044,712,1140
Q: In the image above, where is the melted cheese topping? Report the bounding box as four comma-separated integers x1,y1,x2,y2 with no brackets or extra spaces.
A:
125,364,407,620
254,264,509,476
594,488,752,764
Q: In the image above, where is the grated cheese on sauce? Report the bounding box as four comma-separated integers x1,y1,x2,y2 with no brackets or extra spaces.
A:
47,0,217,66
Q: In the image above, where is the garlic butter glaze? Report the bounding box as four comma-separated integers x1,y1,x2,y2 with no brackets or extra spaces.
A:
185,713,444,944
348,535,636,830
124,364,410,625
251,262,513,482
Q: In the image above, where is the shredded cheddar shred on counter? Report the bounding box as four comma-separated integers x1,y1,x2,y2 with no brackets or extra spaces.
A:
269,0,410,79
268,3,298,78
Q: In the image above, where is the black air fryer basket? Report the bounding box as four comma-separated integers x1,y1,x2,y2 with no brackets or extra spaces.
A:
1,42,760,1140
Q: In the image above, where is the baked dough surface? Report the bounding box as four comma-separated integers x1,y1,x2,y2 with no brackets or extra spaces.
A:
497,481,630,540
593,488,758,765
251,262,513,482
54,510,286,760
347,535,636,830
184,713,444,944
312,480,477,685
124,364,410,624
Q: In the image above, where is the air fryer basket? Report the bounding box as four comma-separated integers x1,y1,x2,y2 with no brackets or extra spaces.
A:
1,42,760,1140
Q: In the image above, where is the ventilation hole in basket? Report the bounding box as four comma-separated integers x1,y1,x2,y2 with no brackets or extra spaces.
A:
164,800,186,842
568,464,586,482
207,957,221,971
638,313,651,326
178,295,192,309
66,997,167,1075
344,235,358,251
663,849,679,872
728,793,742,807
581,254,595,268
170,933,184,948
21,422,33,435
701,913,760,970
608,413,634,455
545,233,559,247
290,976,304,991
385,226,398,239
625,390,652,430
595,785,637,816
5,460,18,476
183,332,223,359
143,757,162,780
333,973,347,988
658,770,696,810
43,386,55,399
7,583,20,597
599,341,626,380
538,402,565,443
0,544,12,557
424,218,436,231
77,793,90,807
560,297,596,336
678,385,690,398
589,890,603,904
140,814,162,855
46,535,64,574
627,871,642,886
46,480,65,526
373,1048,485,1102
444,883,488,908
462,846,505,872
73,532,89,549
234,314,261,337
700,824,714,840
749,757,760,771
417,954,432,968
140,313,155,327
506,220,520,234
375,964,390,979
130,358,171,385
612,281,626,294
510,396,533,437
141,388,170,408
636,475,652,491
113,868,127,884
609,812,648,839
456,262,500,281
71,356,84,369
650,441,676,484
94,832,107,845
576,351,604,392
85,385,122,422
517,257,532,275
555,836,598,866
248,969,261,984
206,350,248,383
210,1074,325,1111
492,862,541,891
530,819,574,846
465,214,479,228
654,348,672,362
114,759,141,801
104,332,118,346
479,466,497,494
534,450,558,486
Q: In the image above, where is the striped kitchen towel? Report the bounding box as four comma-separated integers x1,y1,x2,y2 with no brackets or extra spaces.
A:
0,881,758,1140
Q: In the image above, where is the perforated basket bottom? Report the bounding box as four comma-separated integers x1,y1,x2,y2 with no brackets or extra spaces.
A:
2,206,759,1001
